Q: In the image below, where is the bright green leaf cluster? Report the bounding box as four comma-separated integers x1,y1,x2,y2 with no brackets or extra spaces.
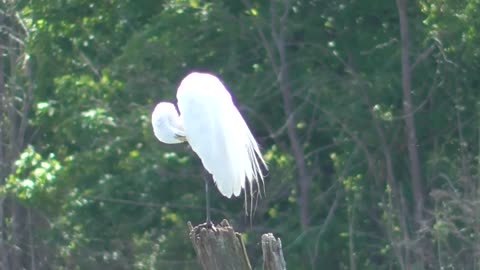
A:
6,146,62,205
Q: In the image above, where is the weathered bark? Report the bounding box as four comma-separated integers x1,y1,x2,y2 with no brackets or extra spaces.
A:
396,0,424,224
0,5,34,269
10,204,26,270
396,1,431,268
0,14,9,269
0,13,5,171
189,220,287,270
262,233,286,270
189,220,252,270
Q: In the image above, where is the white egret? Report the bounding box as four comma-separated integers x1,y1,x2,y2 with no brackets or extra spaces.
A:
151,72,267,224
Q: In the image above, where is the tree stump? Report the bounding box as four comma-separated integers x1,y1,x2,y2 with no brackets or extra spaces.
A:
188,219,252,270
188,219,287,270
261,233,286,270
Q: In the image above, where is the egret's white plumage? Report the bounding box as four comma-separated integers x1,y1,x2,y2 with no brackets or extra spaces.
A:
152,72,267,200
151,102,185,144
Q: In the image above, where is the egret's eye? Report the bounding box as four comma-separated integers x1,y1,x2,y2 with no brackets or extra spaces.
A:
174,133,186,142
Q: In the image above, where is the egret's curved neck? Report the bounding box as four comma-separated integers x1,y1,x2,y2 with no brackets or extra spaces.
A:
152,102,186,144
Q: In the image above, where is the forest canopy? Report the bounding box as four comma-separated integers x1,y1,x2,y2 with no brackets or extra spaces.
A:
1,0,480,269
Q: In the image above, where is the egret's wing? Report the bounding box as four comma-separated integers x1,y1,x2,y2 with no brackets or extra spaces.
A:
177,72,265,198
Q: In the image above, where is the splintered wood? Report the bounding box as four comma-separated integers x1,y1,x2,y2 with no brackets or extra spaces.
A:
189,219,252,270
188,219,287,270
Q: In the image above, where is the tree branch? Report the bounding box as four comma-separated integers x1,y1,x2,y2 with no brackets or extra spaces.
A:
396,0,424,225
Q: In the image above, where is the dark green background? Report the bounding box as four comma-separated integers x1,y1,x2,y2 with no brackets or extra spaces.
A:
1,0,479,269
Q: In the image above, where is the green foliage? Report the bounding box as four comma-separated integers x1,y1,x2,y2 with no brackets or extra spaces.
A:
2,0,480,269
6,146,62,206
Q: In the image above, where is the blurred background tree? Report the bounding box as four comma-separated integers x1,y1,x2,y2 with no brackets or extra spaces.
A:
1,0,480,269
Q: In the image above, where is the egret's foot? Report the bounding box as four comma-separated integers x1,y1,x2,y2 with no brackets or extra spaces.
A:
195,220,216,232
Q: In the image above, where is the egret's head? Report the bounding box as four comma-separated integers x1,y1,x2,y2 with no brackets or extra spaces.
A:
151,102,186,144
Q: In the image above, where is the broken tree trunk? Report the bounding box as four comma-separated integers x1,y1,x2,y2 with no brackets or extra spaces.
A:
188,219,286,270
261,233,286,270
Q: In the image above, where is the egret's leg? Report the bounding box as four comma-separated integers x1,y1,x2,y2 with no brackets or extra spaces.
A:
202,172,213,227
205,177,211,225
